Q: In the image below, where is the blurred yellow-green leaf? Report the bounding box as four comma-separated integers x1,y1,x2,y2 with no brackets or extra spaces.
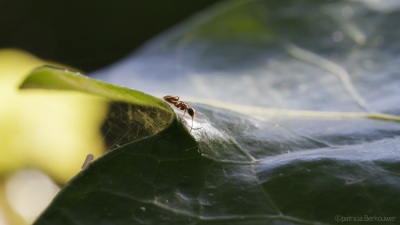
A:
0,49,107,182
0,49,108,225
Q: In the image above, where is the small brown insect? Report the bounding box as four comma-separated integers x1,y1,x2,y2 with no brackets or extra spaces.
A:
163,95,195,131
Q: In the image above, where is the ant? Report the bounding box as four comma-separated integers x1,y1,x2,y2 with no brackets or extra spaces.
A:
163,95,195,131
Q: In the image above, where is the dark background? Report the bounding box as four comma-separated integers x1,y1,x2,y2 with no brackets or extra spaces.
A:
0,0,221,72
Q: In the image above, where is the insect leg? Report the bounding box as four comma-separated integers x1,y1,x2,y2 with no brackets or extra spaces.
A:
181,109,187,122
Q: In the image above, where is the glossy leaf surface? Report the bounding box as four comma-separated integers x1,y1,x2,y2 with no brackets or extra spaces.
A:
36,0,400,224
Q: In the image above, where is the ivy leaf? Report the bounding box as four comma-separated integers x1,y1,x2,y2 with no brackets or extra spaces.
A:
35,0,400,225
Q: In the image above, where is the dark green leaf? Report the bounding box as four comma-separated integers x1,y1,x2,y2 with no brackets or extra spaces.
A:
35,0,400,225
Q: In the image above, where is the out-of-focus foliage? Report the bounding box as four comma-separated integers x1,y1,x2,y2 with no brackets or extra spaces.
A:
0,49,107,182
0,49,107,225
